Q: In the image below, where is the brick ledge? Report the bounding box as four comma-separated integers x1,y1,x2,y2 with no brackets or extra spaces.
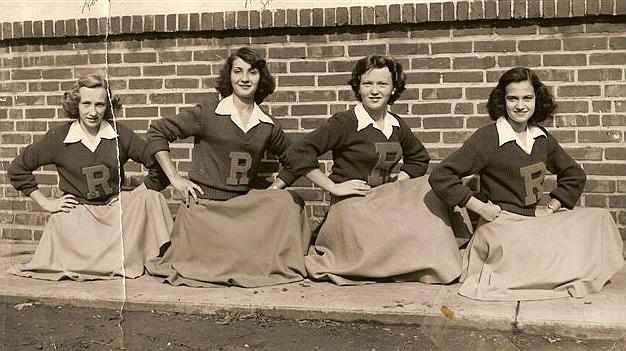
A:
1,0,626,41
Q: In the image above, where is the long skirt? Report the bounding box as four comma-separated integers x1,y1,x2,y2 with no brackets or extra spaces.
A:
7,184,173,281
459,208,625,301
304,176,466,285
146,189,311,288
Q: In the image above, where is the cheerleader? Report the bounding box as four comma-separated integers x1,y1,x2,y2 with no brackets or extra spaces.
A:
429,67,624,301
145,47,310,287
286,55,465,285
7,74,173,281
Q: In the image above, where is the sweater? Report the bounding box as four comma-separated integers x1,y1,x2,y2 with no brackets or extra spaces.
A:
9,121,155,204
428,122,586,216
145,96,295,198
286,107,430,186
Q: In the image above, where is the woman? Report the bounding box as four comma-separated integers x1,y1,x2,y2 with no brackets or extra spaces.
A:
429,67,624,301
286,55,465,285
145,47,310,287
7,74,173,281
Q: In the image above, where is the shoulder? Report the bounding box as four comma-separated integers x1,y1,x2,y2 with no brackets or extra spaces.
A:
463,122,498,148
328,109,357,127
44,122,73,141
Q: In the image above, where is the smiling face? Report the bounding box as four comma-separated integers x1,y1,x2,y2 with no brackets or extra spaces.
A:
77,86,108,136
358,67,395,117
504,80,536,132
230,57,260,102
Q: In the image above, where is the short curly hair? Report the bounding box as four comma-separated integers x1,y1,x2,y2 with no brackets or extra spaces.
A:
215,47,275,104
348,55,406,105
486,67,557,124
62,74,121,121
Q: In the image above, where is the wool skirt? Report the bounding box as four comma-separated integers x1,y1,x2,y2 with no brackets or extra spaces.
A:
146,189,311,287
7,184,173,281
459,208,625,301
305,176,466,285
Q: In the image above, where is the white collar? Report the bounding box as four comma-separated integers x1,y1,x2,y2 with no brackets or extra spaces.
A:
496,116,546,154
215,95,274,133
63,120,117,152
354,103,399,140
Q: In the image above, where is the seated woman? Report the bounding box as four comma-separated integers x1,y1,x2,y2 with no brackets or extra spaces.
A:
7,74,173,281
429,66,624,301
145,47,310,288
286,55,465,285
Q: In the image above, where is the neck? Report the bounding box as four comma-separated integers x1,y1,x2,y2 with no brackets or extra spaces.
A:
507,119,527,133
79,121,100,137
363,106,386,122
232,94,255,110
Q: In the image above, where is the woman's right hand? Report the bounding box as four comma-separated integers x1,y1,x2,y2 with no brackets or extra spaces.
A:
466,196,501,222
330,179,371,197
170,175,204,201
40,194,79,213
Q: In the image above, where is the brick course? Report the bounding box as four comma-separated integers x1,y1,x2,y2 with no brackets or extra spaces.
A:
1,0,625,240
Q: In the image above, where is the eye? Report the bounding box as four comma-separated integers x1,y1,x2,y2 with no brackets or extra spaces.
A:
249,69,259,74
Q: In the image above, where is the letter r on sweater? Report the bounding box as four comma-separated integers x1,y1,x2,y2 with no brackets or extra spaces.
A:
82,164,113,199
520,162,547,205
227,151,252,185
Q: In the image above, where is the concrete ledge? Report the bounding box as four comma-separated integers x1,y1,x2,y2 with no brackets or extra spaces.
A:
1,241,624,339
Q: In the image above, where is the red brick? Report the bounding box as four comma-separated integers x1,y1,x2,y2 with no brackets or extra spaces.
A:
442,1,455,21
411,57,451,69
471,0,484,19
579,130,623,143
556,0,571,17
605,85,626,97
563,37,608,51
453,57,496,69
129,79,162,90
348,44,386,57
609,37,626,50
578,68,622,81
412,103,451,116
587,22,625,33
16,120,48,132
453,28,494,37
325,8,337,26
592,101,612,113
443,130,473,143
443,71,483,83
268,47,306,59
318,74,350,86
429,2,443,21
307,46,344,59
422,88,462,100
475,40,516,52
558,85,601,97
11,69,41,80
27,82,57,92
388,43,429,56
373,5,387,25
499,0,513,18
117,94,147,105
266,91,297,103
549,130,576,143
601,115,626,126
149,93,183,105
543,54,586,66
405,72,441,84
298,90,337,102
584,163,626,176
124,52,156,63
455,103,474,115
609,195,626,208
292,104,327,116
519,39,561,51
15,96,45,106
286,9,298,27
401,3,415,23
176,64,210,76
236,10,249,29
606,147,626,160
389,4,401,23
165,78,199,89
159,51,192,62
563,147,603,160
288,61,325,73
278,75,316,87
143,65,175,77
590,53,626,65
432,42,472,54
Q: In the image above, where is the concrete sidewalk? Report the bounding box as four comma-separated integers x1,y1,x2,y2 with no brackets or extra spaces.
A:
1,240,624,340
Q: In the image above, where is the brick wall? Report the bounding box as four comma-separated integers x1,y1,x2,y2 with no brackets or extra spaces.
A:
1,0,625,242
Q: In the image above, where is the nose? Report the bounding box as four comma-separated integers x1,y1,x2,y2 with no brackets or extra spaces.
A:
88,104,97,115
370,84,381,95
240,71,249,82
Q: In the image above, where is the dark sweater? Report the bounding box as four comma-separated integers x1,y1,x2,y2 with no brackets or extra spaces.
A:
145,97,295,197
9,121,155,204
286,108,430,186
429,123,586,216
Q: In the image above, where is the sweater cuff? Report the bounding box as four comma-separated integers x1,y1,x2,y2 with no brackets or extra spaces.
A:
145,140,171,157
22,186,38,197
277,169,297,187
549,190,576,210
400,164,427,178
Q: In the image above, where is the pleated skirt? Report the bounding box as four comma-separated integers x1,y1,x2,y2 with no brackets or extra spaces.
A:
305,176,467,285
459,208,625,301
7,184,173,281
146,189,311,287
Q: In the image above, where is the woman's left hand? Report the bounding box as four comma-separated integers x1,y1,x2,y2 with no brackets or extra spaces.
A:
535,207,555,217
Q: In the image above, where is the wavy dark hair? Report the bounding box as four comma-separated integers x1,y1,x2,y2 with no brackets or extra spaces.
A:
348,55,406,105
62,74,121,121
486,67,557,124
215,47,275,104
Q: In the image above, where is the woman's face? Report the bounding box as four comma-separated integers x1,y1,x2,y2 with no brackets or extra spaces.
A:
78,86,108,135
358,67,394,114
504,80,536,131
230,57,260,101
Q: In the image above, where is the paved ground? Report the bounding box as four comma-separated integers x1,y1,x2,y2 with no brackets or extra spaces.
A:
1,240,624,340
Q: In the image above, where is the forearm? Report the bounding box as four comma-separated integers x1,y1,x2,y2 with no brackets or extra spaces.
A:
268,178,286,190
397,171,411,181
28,189,49,208
305,169,336,193
154,151,180,182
